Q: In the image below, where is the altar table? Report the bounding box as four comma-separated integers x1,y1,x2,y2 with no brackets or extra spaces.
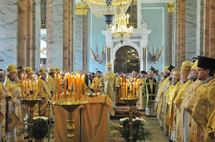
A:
54,95,113,142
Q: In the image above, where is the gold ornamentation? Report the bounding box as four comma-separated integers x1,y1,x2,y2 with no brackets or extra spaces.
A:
148,46,163,63
75,1,88,16
167,2,175,13
112,13,133,43
85,0,132,17
90,45,106,64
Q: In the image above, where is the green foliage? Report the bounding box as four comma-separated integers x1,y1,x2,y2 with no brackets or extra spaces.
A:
32,118,48,140
119,117,151,142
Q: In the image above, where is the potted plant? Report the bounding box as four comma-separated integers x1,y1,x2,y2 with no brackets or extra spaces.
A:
119,117,151,142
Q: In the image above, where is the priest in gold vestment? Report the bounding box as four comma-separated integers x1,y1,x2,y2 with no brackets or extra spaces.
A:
190,56,215,142
182,60,201,142
118,74,128,99
103,63,116,105
155,65,173,128
0,70,6,141
4,64,24,142
90,71,103,93
205,109,215,142
173,61,193,142
37,68,52,117
136,71,147,110
165,69,180,140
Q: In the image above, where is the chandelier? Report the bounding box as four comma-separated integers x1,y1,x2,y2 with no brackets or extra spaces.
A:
85,0,132,17
75,1,89,15
112,13,133,43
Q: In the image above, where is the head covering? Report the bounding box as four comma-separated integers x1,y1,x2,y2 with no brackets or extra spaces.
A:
192,57,198,62
180,60,193,72
197,56,215,71
168,65,175,72
39,68,46,74
17,66,25,73
96,70,102,74
55,67,61,74
25,67,34,74
191,60,198,70
172,69,180,76
106,63,112,67
150,66,156,72
140,70,147,74
49,67,55,73
7,64,17,73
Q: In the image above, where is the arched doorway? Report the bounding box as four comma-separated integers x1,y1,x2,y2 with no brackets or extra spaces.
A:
114,46,140,73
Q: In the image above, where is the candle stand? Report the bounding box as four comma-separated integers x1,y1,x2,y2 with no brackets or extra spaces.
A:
54,101,87,142
121,97,139,142
21,99,41,142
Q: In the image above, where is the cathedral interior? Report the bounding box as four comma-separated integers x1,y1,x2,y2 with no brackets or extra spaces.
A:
0,0,215,142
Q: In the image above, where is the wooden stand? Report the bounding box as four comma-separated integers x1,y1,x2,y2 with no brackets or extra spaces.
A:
121,98,138,142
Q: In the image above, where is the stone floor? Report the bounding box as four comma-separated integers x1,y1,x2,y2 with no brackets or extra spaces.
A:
143,117,169,142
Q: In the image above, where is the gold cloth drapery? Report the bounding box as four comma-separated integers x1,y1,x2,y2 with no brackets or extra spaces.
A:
54,95,113,142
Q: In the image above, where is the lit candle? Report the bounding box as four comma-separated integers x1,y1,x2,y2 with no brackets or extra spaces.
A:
76,74,81,101
58,75,61,101
125,79,128,98
81,74,85,100
74,75,77,101
64,75,67,97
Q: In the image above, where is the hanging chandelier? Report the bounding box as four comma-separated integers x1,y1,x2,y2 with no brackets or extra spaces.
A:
75,1,89,16
85,0,132,17
112,13,133,43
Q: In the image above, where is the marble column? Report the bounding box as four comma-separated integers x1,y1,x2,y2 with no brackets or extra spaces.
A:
28,0,40,69
83,15,88,72
172,6,177,66
46,0,63,69
63,0,73,72
176,0,186,67
142,48,147,71
0,0,18,69
185,0,198,59
34,0,41,70
17,0,27,67
168,12,173,65
106,48,111,64
17,0,40,69
203,0,215,58
73,15,83,71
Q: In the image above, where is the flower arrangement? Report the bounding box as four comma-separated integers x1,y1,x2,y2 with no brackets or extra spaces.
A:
111,117,151,142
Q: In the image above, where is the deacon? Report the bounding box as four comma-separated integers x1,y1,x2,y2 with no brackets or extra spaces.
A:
144,68,158,116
